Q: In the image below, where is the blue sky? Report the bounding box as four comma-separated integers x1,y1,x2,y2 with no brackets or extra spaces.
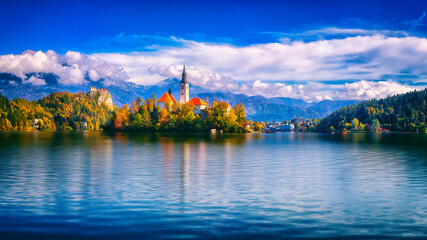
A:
1,0,427,101
2,0,427,53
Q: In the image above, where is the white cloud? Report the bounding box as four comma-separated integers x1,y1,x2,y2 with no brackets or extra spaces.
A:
0,50,128,85
93,34,427,101
148,64,240,91
130,62,416,101
238,80,415,101
95,35,427,86
143,63,417,100
338,80,415,100
22,76,46,86
303,27,408,37
0,33,425,101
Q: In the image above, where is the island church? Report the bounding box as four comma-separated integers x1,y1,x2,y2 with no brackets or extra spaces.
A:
157,65,209,114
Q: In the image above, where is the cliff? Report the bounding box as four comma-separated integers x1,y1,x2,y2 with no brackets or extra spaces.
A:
88,87,114,109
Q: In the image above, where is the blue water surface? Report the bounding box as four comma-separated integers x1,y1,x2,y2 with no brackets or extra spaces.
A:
0,132,426,239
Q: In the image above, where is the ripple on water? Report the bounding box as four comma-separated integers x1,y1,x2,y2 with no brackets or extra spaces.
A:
0,132,426,239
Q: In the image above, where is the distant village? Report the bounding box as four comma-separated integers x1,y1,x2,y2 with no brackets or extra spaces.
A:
264,117,319,132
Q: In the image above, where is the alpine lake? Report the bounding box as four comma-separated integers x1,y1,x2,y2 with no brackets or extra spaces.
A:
0,131,426,240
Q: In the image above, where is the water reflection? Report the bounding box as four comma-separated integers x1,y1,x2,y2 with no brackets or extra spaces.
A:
180,143,190,203
0,132,426,239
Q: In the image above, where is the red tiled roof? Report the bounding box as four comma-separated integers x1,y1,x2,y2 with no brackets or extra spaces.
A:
186,97,209,106
158,92,177,103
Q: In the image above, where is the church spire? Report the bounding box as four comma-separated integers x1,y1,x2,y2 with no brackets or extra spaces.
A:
179,64,189,104
181,64,188,84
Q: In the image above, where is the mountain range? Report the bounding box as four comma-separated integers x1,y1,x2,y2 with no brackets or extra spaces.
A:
0,72,358,121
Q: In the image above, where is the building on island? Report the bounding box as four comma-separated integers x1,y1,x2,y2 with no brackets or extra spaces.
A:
158,88,177,110
179,65,189,105
186,97,209,115
157,64,230,116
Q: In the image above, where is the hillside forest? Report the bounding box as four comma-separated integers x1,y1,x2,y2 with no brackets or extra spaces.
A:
316,89,427,133
0,92,249,133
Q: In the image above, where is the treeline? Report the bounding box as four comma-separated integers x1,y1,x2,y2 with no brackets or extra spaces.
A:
0,92,112,131
317,88,427,133
105,95,249,133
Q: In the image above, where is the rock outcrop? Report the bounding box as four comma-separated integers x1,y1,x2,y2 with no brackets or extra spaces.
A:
88,87,114,109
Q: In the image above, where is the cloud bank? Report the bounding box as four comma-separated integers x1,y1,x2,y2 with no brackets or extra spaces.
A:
147,64,414,101
96,34,427,84
1,30,425,101
94,33,425,101
0,50,128,86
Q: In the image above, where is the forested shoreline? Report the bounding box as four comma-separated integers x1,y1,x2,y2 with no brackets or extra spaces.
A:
1,88,427,133
316,89,427,133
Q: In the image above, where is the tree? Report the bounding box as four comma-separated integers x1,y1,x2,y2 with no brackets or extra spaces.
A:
114,104,130,129
254,121,264,131
372,119,381,132
134,113,142,127
351,118,359,129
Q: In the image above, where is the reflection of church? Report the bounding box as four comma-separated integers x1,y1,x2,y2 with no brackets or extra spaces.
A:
158,65,209,114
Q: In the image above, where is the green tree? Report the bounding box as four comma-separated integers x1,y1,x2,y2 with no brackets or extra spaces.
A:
351,118,359,129
372,119,381,132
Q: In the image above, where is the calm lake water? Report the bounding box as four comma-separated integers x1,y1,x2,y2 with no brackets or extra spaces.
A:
0,132,426,240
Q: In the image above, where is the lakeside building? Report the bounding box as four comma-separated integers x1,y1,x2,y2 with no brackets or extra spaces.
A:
291,117,308,125
266,121,281,131
265,121,294,132
281,124,295,132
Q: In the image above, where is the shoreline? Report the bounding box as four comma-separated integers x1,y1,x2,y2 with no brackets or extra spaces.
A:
1,130,425,134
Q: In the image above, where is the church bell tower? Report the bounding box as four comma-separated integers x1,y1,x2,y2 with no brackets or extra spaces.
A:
179,65,189,104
